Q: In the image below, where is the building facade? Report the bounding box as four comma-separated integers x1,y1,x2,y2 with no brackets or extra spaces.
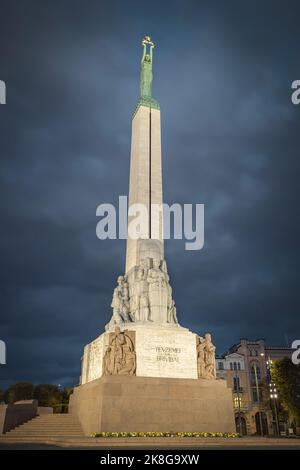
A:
216,339,293,435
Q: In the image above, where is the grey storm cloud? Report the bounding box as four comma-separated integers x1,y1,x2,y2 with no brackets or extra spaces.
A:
0,0,299,388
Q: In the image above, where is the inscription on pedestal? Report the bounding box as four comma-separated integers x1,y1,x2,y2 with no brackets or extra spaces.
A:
135,327,198,379
156,346,181,363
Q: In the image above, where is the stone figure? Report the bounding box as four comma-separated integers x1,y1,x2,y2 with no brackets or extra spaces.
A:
118,340,136,375
128,267,141,322
147,259,168,322
110,276,125,324
140,292,150,322
140,36,154,99
167,299,178,324
164,262,172,306
161,260,178,324
203,333,216,379
197,334,216,380
121,279,132,322
103,346,114,375
106,257,180,327
166,281,177,325
196,336,206,378
129,292,138,322
106,276,132,330
161,260,170,283
136,258,151,321
103,327,136,376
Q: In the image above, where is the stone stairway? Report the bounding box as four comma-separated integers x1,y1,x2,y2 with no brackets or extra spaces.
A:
1,413,85,441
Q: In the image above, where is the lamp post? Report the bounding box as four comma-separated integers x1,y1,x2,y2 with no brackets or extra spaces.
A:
253,357,264,436
267,358,280,436
253,363,263,435
269,382,280,436
234,365,242,435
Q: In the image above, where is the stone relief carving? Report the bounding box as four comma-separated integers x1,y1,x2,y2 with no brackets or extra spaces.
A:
204,333,216,379
167,300,178,324
197,333,216,380
107,276,131,329
136,258,151,322
103,327,136,376
196,336,206,378
105,257,179,328
147,258,168,322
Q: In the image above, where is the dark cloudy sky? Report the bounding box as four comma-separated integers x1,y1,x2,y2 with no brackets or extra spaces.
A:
0,0,299,389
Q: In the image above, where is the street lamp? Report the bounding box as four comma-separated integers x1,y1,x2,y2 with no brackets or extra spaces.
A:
267,358,280,436
269,384,279,435
234,365,242,435
253,362,264,436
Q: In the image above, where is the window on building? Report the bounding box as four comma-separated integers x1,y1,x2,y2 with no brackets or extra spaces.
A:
218,362,224,370
252,388,263,403
238,363,241,370
234,396,242,409
233,376,240,391
230,362,233,370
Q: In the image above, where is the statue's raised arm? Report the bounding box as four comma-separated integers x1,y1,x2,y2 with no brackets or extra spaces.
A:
141,35,154,60
140,36,155,100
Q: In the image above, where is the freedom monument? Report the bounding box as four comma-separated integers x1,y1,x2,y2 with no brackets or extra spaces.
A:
69,37,235,434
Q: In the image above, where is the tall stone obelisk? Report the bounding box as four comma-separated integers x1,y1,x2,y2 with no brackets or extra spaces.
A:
104,36,178,328
69,37,235,436
126,36,163,273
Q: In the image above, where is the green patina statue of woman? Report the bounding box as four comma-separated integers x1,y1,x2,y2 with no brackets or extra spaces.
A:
140,36,154,99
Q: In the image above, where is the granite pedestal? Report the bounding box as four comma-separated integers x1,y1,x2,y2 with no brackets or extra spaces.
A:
69,375,235,435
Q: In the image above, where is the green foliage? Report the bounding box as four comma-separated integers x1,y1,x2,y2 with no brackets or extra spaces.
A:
0,387,4,403
271,357,300,424
33,384,61,407
5,382,34,404
2,382,73,412
62,387,73,403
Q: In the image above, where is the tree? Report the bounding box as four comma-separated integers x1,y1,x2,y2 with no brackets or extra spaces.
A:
33,384,62,407
62,387,73,403
0,388,4,403
2,382,74,412
5,382,34,404
271,358,300,431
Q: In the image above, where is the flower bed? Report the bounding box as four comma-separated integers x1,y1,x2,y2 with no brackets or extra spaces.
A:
91,432,240,438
